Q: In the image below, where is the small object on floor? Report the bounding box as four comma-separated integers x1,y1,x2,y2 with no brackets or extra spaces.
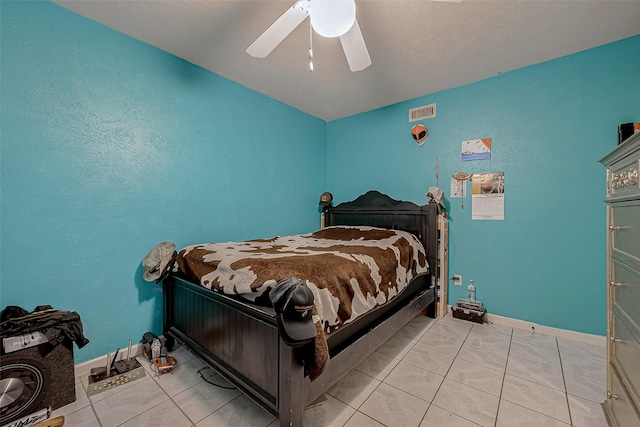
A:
197,366,236,389
87,357,146,396
30,416,65,427
113,337,137,373
142,332,167,360
2,408,53,427
152,355,177,376
451,298,486,323
90,366,107,382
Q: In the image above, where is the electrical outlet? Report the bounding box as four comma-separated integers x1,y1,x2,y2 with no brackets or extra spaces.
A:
453,274,462,286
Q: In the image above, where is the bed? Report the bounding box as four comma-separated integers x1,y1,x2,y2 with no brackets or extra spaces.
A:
162,190,439,426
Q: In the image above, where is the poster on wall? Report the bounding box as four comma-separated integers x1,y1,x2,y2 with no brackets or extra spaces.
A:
471,172,504,220
461,138,491,161
450,176,467,198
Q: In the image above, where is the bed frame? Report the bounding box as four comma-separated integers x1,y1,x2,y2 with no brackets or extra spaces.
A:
162,190,439,426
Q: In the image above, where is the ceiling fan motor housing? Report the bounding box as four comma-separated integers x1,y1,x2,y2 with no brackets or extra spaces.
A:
310,0,356,38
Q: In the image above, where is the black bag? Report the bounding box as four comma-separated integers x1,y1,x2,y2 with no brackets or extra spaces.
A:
141,332,165,359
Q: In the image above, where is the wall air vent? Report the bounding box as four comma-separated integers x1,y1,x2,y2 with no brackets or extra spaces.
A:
409,103,436,122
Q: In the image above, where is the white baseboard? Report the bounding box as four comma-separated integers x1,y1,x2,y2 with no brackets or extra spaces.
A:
447,305,606,348
486,312,606,347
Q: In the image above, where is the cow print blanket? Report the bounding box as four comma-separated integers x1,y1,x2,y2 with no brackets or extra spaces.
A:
175,226,429,380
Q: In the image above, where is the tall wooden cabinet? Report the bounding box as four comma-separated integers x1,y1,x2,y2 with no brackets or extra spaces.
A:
600,131,640,426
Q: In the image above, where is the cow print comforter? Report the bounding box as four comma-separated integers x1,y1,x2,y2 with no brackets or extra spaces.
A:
175,226,429,379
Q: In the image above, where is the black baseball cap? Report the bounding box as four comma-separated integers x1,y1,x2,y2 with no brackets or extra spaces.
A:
269,277,317,347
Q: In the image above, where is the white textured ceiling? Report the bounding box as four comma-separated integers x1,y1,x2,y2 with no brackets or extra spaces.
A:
53,0,640,121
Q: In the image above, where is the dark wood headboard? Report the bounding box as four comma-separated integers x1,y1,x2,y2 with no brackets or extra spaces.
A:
324,190,439,274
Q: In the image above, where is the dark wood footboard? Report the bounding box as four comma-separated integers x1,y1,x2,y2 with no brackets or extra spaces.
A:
164,276,281,412
164,275,434,426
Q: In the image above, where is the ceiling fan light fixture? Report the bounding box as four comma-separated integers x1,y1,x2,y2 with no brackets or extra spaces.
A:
310,0,356,38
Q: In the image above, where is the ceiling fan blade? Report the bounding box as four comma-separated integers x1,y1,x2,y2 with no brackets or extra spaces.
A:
246,1,309,58
339,19,371,72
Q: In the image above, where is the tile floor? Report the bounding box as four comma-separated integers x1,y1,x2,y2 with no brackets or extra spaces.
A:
53,313,609,426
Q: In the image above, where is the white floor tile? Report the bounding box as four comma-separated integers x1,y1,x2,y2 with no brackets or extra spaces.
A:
73,314,608,427
496,399,570,427
393,322,430,343
428,321,473,341
567,394,609,427
169,344,200,364
446,357,504,397
153,356,208,397
119,400,193,427
92,377,169,427
509,340,561,368
376,335,416,360
465,328,512,354
472,321,513,338
457,340,508,372
62,405,101,426
432,378,499,427
417,330,464,356
302,394,356,427
354,350,399,381
563,370,607,403
560,351,607,382
501,374,570,424
506,355,565,391
197,394,275,427
327,369,381,409
402,344,456,376
172,375,242,423
512,328,559,350
420,404,481,427
343,410,386,427
384,360,445,402
557,338,606,361
359,382,430,427
404,313,437,334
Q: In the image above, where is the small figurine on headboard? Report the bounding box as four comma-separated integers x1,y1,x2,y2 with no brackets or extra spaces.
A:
319,192,333,228
426,186,445,212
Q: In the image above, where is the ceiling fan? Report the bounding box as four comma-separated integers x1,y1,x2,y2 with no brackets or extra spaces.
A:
246,0,462,72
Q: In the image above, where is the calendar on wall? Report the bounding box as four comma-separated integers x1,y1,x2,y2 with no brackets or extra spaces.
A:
471,172,504,220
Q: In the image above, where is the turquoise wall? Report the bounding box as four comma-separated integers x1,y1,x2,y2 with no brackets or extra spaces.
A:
327,35,640,336
2,2,637,364
0,1,326,362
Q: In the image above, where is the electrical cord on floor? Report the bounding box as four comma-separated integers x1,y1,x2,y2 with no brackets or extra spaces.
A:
197,366,236,389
